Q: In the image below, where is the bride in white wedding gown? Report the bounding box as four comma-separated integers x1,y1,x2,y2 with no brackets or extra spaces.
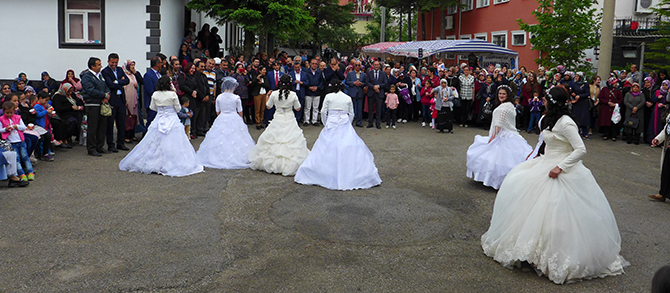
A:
248,74,310,176
481,86,628,284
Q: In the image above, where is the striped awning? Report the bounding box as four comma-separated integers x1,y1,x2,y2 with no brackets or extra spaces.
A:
361,42,407,54
385,40,518,58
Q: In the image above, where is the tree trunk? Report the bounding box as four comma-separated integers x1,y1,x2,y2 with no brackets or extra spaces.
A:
439,8,445,39
421,10,426,41
399,10,403,42
408,10,412,41
244,29,255,59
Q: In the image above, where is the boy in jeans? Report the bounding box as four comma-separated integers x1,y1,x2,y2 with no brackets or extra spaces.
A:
177,96,194,139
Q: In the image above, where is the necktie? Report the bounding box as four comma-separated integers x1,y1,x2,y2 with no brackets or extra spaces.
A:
275,72,279,87
375,71,378,81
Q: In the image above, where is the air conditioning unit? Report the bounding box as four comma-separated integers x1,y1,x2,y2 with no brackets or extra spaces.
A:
636,0,658,14
445,16,454,30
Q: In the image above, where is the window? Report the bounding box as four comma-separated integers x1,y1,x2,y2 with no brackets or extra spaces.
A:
494,0,509,4
477,0,490,8
460,34,471,40
474,33,487,41
491,31,507,48
58,0,105,49
447,4,458,15
528,30,536,47
445,35,457,40
461,0,473,11
511,30,526,46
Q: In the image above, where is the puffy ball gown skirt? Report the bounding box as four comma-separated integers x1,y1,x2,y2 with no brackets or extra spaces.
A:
119,106,204,177
295,110,382,190
466,131,532,190
197,112,255,169
248,109,310,176
481,154,628,284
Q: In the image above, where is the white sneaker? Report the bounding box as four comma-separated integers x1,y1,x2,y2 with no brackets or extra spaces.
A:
392,125,397,129
402,119,407,123
386,125,389,129
422,122,426,127
397,118,402,123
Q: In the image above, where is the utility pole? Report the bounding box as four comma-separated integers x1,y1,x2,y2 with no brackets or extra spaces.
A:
597,0,616,87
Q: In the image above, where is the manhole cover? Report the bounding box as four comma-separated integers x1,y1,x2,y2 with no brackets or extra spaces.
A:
270,186,456,246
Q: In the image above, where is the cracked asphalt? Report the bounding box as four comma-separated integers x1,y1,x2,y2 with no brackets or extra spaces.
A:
0,121,667,292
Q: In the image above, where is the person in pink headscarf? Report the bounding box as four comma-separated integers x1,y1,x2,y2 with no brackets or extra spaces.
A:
122,60,142,142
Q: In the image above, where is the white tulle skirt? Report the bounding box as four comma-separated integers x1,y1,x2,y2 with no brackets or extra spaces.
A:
295,110,381,190
481,155,628,284
119,107,204,177
197,112,255,169
248,109,310,176
466,131,532,189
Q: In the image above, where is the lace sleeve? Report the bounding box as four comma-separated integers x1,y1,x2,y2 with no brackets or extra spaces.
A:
489,103,517,136
556,116,586,172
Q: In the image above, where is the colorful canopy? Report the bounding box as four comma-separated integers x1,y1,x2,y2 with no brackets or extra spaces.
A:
385,40,518,58
361,42,407,54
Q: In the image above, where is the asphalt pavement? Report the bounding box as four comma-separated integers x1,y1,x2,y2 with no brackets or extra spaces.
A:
0,120,667,292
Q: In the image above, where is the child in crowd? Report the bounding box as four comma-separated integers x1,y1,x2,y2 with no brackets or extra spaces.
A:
514,97,523,131
0,101,34,182
177,96,193,139
528,91,543,134
420,79,434,127
430,95,437,130
33,92,54,161
385,85,399,129
17,92,40,161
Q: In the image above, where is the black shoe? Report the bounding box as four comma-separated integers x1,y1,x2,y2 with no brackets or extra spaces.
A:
355,124,363,128
117,145,130,151
303,123,309,127
108,147,119,153
376,124,381,129
367,124,374,128
8,179,28,188
97,148,110,154
256,126,261,130
88,150,102,157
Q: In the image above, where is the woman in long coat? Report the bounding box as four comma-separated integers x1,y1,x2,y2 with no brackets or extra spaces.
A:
598,77,623,141
570,72,591,137
623,82,646,144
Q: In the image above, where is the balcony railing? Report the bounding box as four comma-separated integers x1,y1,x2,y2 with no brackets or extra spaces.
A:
614,17,663,37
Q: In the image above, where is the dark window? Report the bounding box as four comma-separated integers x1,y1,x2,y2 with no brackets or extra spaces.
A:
58,0,106,49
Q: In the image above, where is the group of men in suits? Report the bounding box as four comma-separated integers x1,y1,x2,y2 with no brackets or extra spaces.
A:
345,60,387,129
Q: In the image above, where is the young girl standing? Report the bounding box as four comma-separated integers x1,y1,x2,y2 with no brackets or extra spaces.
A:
0,101,34,182
385,85,399,129
197,77,256,169
420,80,434,127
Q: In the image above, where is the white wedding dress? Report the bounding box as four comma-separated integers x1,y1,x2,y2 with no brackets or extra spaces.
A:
295,91,382,190
248,90,310,176
481,115,628,284
466,102,532,189
119,91,203,177
197,93,255,169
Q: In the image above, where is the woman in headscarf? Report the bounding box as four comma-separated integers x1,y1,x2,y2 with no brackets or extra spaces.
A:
123,60,141,143
654,69,669,92
11,73,28,92
598,77,624,141
0,84,11,102
60,69,82,92
431,79,457,133
51,83,84,147
38,72,59,96
623,82,646,144
570,72,591,138
647,80,670,144
196,77,255,169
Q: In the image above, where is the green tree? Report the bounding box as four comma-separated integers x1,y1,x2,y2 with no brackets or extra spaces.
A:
187,0,314,57
360,6,399,44
304,0,356,55
645,1,670,72
517,0,601,71
379,0,460,41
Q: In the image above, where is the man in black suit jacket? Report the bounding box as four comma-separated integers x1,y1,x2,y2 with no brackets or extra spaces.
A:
365,60,387,129
101,53,130,152
345,60,367,127
80,57,110,157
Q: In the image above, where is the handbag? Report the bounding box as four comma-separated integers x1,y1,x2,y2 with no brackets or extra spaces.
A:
624,114,639,129
100,103,112,117
125,108,136,131
399,86,412,104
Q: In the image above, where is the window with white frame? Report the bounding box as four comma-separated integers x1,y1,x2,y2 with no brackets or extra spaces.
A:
59,0,105,48
461,0,473,11
445,35,457,40
494,0,509,4
491,31,507,48
447,4,458,15
528,30,537,47
477,0,490,8
474,33,487,41
460,34,471,40
511,31,526,46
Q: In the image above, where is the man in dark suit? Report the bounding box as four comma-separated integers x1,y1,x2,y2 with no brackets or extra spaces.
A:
192,60,211,137
304,58,323,126
346,60,367,127
289,61,308,123
324,57,345,84
265,61,284,124
143,56,162,128
101,53,130,152
80,57,110,157
365,60,387,129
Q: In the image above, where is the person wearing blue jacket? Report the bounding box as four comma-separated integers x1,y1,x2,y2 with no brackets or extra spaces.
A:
289,61,309,123
570,72,591,137
80,57,111,157
303,58,323,126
